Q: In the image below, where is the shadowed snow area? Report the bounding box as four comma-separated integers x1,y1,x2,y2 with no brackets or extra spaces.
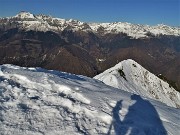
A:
107,95,167,135
0,64,179,135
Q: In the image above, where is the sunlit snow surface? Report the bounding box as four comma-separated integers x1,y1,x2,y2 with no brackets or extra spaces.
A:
0,64,179,135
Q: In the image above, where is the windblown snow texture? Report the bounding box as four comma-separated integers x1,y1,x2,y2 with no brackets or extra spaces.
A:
0,64,179,135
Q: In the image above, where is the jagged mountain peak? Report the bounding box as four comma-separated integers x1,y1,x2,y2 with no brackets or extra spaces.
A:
14,11,35,19
94,59,180,108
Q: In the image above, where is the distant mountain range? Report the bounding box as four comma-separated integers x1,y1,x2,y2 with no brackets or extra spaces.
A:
1,11,179,38
0,11,180,91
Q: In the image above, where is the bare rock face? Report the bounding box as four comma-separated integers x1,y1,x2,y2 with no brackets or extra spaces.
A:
0,12,180,91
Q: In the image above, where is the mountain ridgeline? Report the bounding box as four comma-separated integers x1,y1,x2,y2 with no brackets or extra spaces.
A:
94,59,180,108
0,12,180,91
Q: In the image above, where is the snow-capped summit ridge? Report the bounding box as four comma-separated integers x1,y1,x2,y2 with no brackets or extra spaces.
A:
94,59,180,108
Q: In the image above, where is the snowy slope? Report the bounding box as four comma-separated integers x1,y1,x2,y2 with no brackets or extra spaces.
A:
94,59,180,108
1,11,179,38
0,64,180,135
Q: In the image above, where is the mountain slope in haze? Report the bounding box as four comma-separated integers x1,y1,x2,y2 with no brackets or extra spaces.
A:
0,64,180,135
0,11,180,91
94,59,180,108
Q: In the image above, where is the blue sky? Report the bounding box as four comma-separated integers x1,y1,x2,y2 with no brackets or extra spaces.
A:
0,0,179,26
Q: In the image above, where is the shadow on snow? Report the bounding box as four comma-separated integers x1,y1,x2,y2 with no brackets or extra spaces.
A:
107,94,167,135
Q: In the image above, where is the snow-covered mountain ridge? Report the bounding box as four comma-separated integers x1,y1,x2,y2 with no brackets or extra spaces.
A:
94,59,180,108
1,11,179,38
0,64,180,135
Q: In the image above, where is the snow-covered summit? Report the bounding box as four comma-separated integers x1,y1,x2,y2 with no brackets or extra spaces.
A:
8,12,92,32
14,11,35,19
0,64,180,135
94,59,180,108
1,12,179,38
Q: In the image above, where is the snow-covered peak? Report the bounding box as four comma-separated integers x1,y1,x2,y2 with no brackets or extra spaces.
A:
0,64,180,134
94,59,180,108
14,11,35,19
